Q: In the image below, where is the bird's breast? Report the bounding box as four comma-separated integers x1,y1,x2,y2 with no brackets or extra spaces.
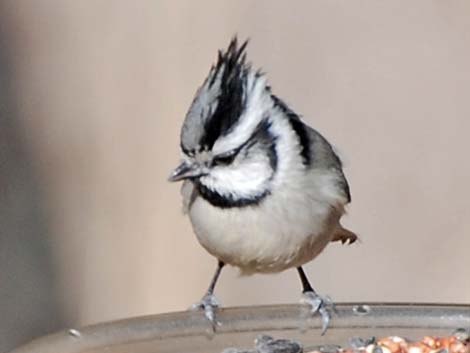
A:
188,180,343,274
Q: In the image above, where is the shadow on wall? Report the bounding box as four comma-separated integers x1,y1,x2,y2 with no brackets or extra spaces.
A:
0,30,65,353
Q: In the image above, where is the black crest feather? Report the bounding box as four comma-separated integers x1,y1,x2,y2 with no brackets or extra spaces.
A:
199,37,250,150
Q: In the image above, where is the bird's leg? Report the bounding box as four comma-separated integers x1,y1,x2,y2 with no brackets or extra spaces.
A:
297,266,333,335
191,260,225,327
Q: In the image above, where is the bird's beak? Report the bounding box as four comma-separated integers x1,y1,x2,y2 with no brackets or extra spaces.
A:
168,161,204,182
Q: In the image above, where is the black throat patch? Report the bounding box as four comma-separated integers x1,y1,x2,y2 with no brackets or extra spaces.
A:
195,182,270,209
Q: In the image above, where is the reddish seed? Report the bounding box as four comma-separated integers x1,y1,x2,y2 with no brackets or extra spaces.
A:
305,336,468,353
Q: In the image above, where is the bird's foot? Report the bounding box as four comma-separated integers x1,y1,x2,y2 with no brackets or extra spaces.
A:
300,291,334,335
190,293,221,329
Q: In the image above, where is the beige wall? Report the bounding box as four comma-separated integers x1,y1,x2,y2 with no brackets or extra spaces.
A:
1,0,469,329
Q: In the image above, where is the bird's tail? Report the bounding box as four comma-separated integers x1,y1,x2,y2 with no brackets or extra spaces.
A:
331,226,359,245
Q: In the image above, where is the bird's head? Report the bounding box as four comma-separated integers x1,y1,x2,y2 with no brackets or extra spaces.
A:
169,37,299,208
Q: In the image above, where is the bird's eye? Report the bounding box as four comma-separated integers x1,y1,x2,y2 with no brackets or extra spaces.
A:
213,151,237,166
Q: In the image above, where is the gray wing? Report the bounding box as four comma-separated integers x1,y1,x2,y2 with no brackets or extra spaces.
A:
301,122,358,244
272,94,351,203
304,123,352,204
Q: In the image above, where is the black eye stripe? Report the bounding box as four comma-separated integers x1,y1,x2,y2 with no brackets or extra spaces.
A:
196,182,269,208
211,117,277,169
213,154,235,166
212,149,239,166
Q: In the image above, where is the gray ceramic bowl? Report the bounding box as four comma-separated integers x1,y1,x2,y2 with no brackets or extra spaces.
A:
10,303,470,353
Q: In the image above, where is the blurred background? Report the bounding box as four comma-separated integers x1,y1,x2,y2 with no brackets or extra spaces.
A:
1,1,469,351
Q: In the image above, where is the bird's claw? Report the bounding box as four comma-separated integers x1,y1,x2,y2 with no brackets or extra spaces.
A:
300,291,334,335
190,293,221,329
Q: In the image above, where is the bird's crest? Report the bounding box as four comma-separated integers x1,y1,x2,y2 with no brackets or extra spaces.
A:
181,37,256,154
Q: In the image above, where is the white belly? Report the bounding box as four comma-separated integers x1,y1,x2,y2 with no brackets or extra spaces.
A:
187,179,344,274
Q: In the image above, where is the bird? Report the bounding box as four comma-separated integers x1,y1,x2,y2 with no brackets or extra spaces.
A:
169,37,357,334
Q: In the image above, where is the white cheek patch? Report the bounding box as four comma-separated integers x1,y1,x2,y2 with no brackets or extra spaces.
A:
201,157,272,199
